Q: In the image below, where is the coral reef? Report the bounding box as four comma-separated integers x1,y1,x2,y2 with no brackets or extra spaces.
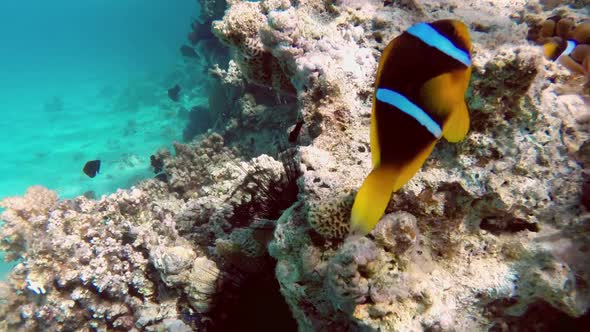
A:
229,0,589,329
371,211,418,255
0,134,299,331
198,0,227,23
2,0,590,331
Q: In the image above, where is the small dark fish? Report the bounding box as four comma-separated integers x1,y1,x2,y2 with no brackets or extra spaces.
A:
188,31,199,45
155,173,168,182
190,20,216,41
150,154,164,174
83,160,101,178
168,84,181,102
288,120,305,143
180,45,198,58
82,190,96,199
191,21,201,32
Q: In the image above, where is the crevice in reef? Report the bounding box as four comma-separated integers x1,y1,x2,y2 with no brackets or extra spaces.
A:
212,153,300,330
479,215,540,234
486,298,590,331
213,257,297,332
171,142,302,330
179,254,297,332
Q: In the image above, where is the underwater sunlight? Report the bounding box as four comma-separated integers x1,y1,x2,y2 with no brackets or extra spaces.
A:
0,0,198,278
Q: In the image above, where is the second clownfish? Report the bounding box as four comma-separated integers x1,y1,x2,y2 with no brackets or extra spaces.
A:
350,20,473,235
540,16,590,78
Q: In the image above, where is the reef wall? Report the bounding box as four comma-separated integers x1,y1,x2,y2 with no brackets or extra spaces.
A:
1,0,590,331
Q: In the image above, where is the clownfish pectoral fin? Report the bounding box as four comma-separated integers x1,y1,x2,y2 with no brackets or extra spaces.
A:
350,165,398,236
419,71,471,143
442,100,470,143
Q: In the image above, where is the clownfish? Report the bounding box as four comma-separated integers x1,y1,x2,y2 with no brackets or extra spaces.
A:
350,20,473,236
541,17,590,78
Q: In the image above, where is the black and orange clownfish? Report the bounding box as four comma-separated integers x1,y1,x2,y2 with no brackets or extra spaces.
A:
540,16,590,79
350,20,473,235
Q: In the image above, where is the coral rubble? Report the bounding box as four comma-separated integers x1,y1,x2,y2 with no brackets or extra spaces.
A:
2,0,590,331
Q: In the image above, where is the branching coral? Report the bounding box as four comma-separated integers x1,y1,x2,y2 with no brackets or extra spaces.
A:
0,186,58,261
162,133,241,198
0,187,181,331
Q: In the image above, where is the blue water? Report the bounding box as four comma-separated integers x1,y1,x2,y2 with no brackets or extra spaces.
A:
0,0,202,278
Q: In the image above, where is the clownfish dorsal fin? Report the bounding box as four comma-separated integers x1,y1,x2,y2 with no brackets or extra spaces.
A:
371,38,400,168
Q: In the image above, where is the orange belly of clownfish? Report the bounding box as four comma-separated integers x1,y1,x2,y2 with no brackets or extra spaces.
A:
350,19,473,236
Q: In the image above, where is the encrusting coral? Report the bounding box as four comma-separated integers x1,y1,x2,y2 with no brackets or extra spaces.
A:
2,0,590,331
371,211,418,255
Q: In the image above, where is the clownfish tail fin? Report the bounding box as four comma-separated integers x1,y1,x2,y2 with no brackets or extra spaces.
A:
351,142,437,236
350,165,398,236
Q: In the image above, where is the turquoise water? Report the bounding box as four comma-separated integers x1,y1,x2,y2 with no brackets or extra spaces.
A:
0,0,201,278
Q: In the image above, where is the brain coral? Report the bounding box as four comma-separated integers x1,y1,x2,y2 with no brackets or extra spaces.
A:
306,189,354,240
